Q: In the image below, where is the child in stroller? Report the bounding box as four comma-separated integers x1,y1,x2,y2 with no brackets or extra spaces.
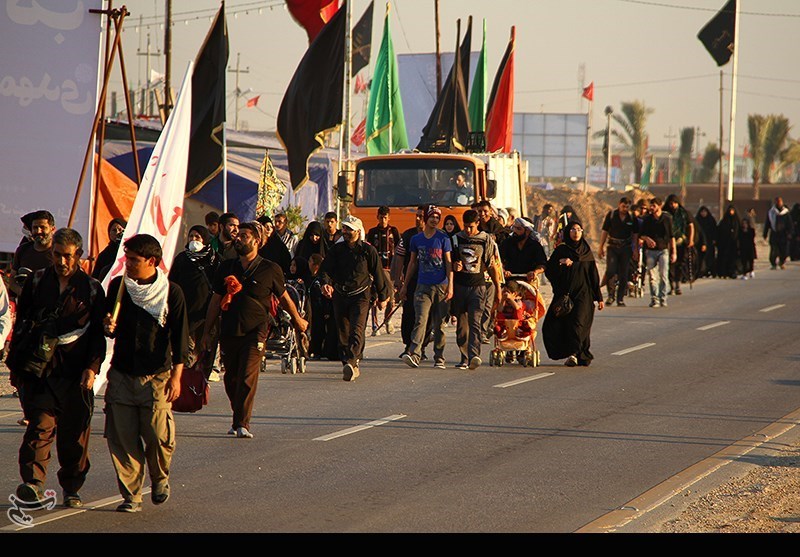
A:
260,278,309,374
489,276,546,367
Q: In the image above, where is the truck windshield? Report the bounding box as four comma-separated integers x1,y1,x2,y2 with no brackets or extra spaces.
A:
355,159,476,208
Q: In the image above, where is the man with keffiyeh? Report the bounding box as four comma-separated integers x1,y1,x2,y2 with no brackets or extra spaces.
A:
103,234,189,513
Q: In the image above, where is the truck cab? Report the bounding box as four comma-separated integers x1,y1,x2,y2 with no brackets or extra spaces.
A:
345,152,523,232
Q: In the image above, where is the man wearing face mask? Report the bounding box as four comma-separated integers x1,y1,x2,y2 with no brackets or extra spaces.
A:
200,222,307,437
320,216,391,381
92,218,127,282
169,225,220,378
11,210,56,299
9,228,106,509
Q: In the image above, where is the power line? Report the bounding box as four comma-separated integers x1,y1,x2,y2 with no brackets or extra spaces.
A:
613,0,800,17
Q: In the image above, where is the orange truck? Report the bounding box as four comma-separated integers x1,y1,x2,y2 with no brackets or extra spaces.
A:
344,151,528,232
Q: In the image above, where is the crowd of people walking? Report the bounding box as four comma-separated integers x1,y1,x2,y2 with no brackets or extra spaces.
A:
1,193,797,514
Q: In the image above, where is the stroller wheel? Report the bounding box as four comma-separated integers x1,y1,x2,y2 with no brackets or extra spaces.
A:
280,358,288,374
297,356,306,374
289,358,298,375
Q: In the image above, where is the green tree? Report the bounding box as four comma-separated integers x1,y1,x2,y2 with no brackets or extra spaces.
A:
696,143,722,183
283,204,307,234
611,100,653,183
748,114,790,199
677,127,694,203
777,137,800,179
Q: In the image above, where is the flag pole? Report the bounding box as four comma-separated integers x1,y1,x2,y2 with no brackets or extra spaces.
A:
223,126,228,212
726,0,740,202
584,96,592,193
386,3,393,154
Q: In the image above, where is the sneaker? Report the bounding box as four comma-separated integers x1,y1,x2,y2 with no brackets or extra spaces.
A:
63,492,82,508
398,351,408,359
740,275,748,280
468,356,482,370
420,351,429,361
565,355,579,367
402,353,420,368
605,296,615,305
227,427,236,435
660,300,668,307
208,370,221,382
649,300,658,308
616,301,626,307
151,484,170,505
116,501,142,513
675,288,682,295
455,361,468,370
236,427,254,439
433,360,446,369
343,363,360,381
16,482,43,503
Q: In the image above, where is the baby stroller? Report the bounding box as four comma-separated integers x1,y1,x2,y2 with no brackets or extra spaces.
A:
489,275,546,368
627,245,646,298
260,279,309,375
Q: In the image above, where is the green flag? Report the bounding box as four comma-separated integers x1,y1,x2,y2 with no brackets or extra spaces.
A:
366,2,408,155
468,19,487,132
640,155,654,190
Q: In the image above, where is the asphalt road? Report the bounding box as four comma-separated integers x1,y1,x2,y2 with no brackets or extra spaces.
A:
1,257,798,533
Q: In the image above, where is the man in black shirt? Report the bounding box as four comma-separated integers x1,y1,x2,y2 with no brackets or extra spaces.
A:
103,234,189,512
201,222,307,438
217,212,240,261
639,198,677,308
321,211,343,252
10,210,56,299
320,215,391,381
366,206,400,335
598,197,639,306
9,228,106,509
476,200,504,239
664,194,695,295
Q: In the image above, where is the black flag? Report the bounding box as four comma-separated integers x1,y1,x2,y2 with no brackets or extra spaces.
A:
186,3,229,196
351,0,373,77
277,2,346,190
417,17,472,153
698,0,736,67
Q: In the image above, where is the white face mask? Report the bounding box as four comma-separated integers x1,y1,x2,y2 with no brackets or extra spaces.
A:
188,240,204,253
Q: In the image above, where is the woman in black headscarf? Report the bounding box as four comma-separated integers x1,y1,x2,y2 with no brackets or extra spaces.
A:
542,219,604,367
716,204,740,279
442,214,461,244
790,203,800,261
295,221,327,261
694,206,718,277
169,224,221,365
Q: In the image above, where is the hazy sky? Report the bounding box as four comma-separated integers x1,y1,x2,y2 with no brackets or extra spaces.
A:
114,0,800,154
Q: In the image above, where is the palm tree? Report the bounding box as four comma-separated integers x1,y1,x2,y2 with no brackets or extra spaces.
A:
762,115,790,183
697,143,722,183
777,137,800,180
747,114,790,199
677,127,694,203
610,100,653,183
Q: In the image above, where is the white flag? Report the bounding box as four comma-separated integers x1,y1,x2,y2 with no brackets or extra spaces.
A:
95,61,194,393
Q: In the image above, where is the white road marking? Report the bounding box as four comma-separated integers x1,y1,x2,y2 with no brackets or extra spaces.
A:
759,304,785,313
313,414,407,441
611,342,656,356
494,372,555,388
0,412,23,419
365,341,396,351
0,492,146,531
696,321,730,331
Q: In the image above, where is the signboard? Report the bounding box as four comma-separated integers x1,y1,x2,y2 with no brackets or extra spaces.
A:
0,1,103,254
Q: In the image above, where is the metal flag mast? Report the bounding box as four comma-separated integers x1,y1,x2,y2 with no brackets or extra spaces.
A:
726,0,741,203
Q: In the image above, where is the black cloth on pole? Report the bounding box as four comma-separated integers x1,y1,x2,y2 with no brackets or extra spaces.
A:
697,0,737,67
186,4,229,196
416,17,472,153
277,2,346,191
351,0,374,77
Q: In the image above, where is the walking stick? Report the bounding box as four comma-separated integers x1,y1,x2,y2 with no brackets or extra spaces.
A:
374,301,402,332
687,247,695,290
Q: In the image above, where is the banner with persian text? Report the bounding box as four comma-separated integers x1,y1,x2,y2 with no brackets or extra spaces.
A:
0,0,103,254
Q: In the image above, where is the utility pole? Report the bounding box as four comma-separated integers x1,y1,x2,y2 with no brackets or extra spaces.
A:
664,127,677,183
163,0,172,120
434,0,442,94
228,52,250,132
605,105,613,190
136,32,160,116
719,69,725,221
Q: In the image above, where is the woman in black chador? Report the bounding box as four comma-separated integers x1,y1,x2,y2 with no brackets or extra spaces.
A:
716,204,741,279
695,205,718,277
542,219,604,367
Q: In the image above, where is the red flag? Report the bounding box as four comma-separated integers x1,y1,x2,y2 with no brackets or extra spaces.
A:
351,118,366,146
582,82,594,101
485,26,515,153
285,0,340,43
246,95,260,108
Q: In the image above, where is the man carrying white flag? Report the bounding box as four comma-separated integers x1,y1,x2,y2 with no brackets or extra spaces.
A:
97,64,193,513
